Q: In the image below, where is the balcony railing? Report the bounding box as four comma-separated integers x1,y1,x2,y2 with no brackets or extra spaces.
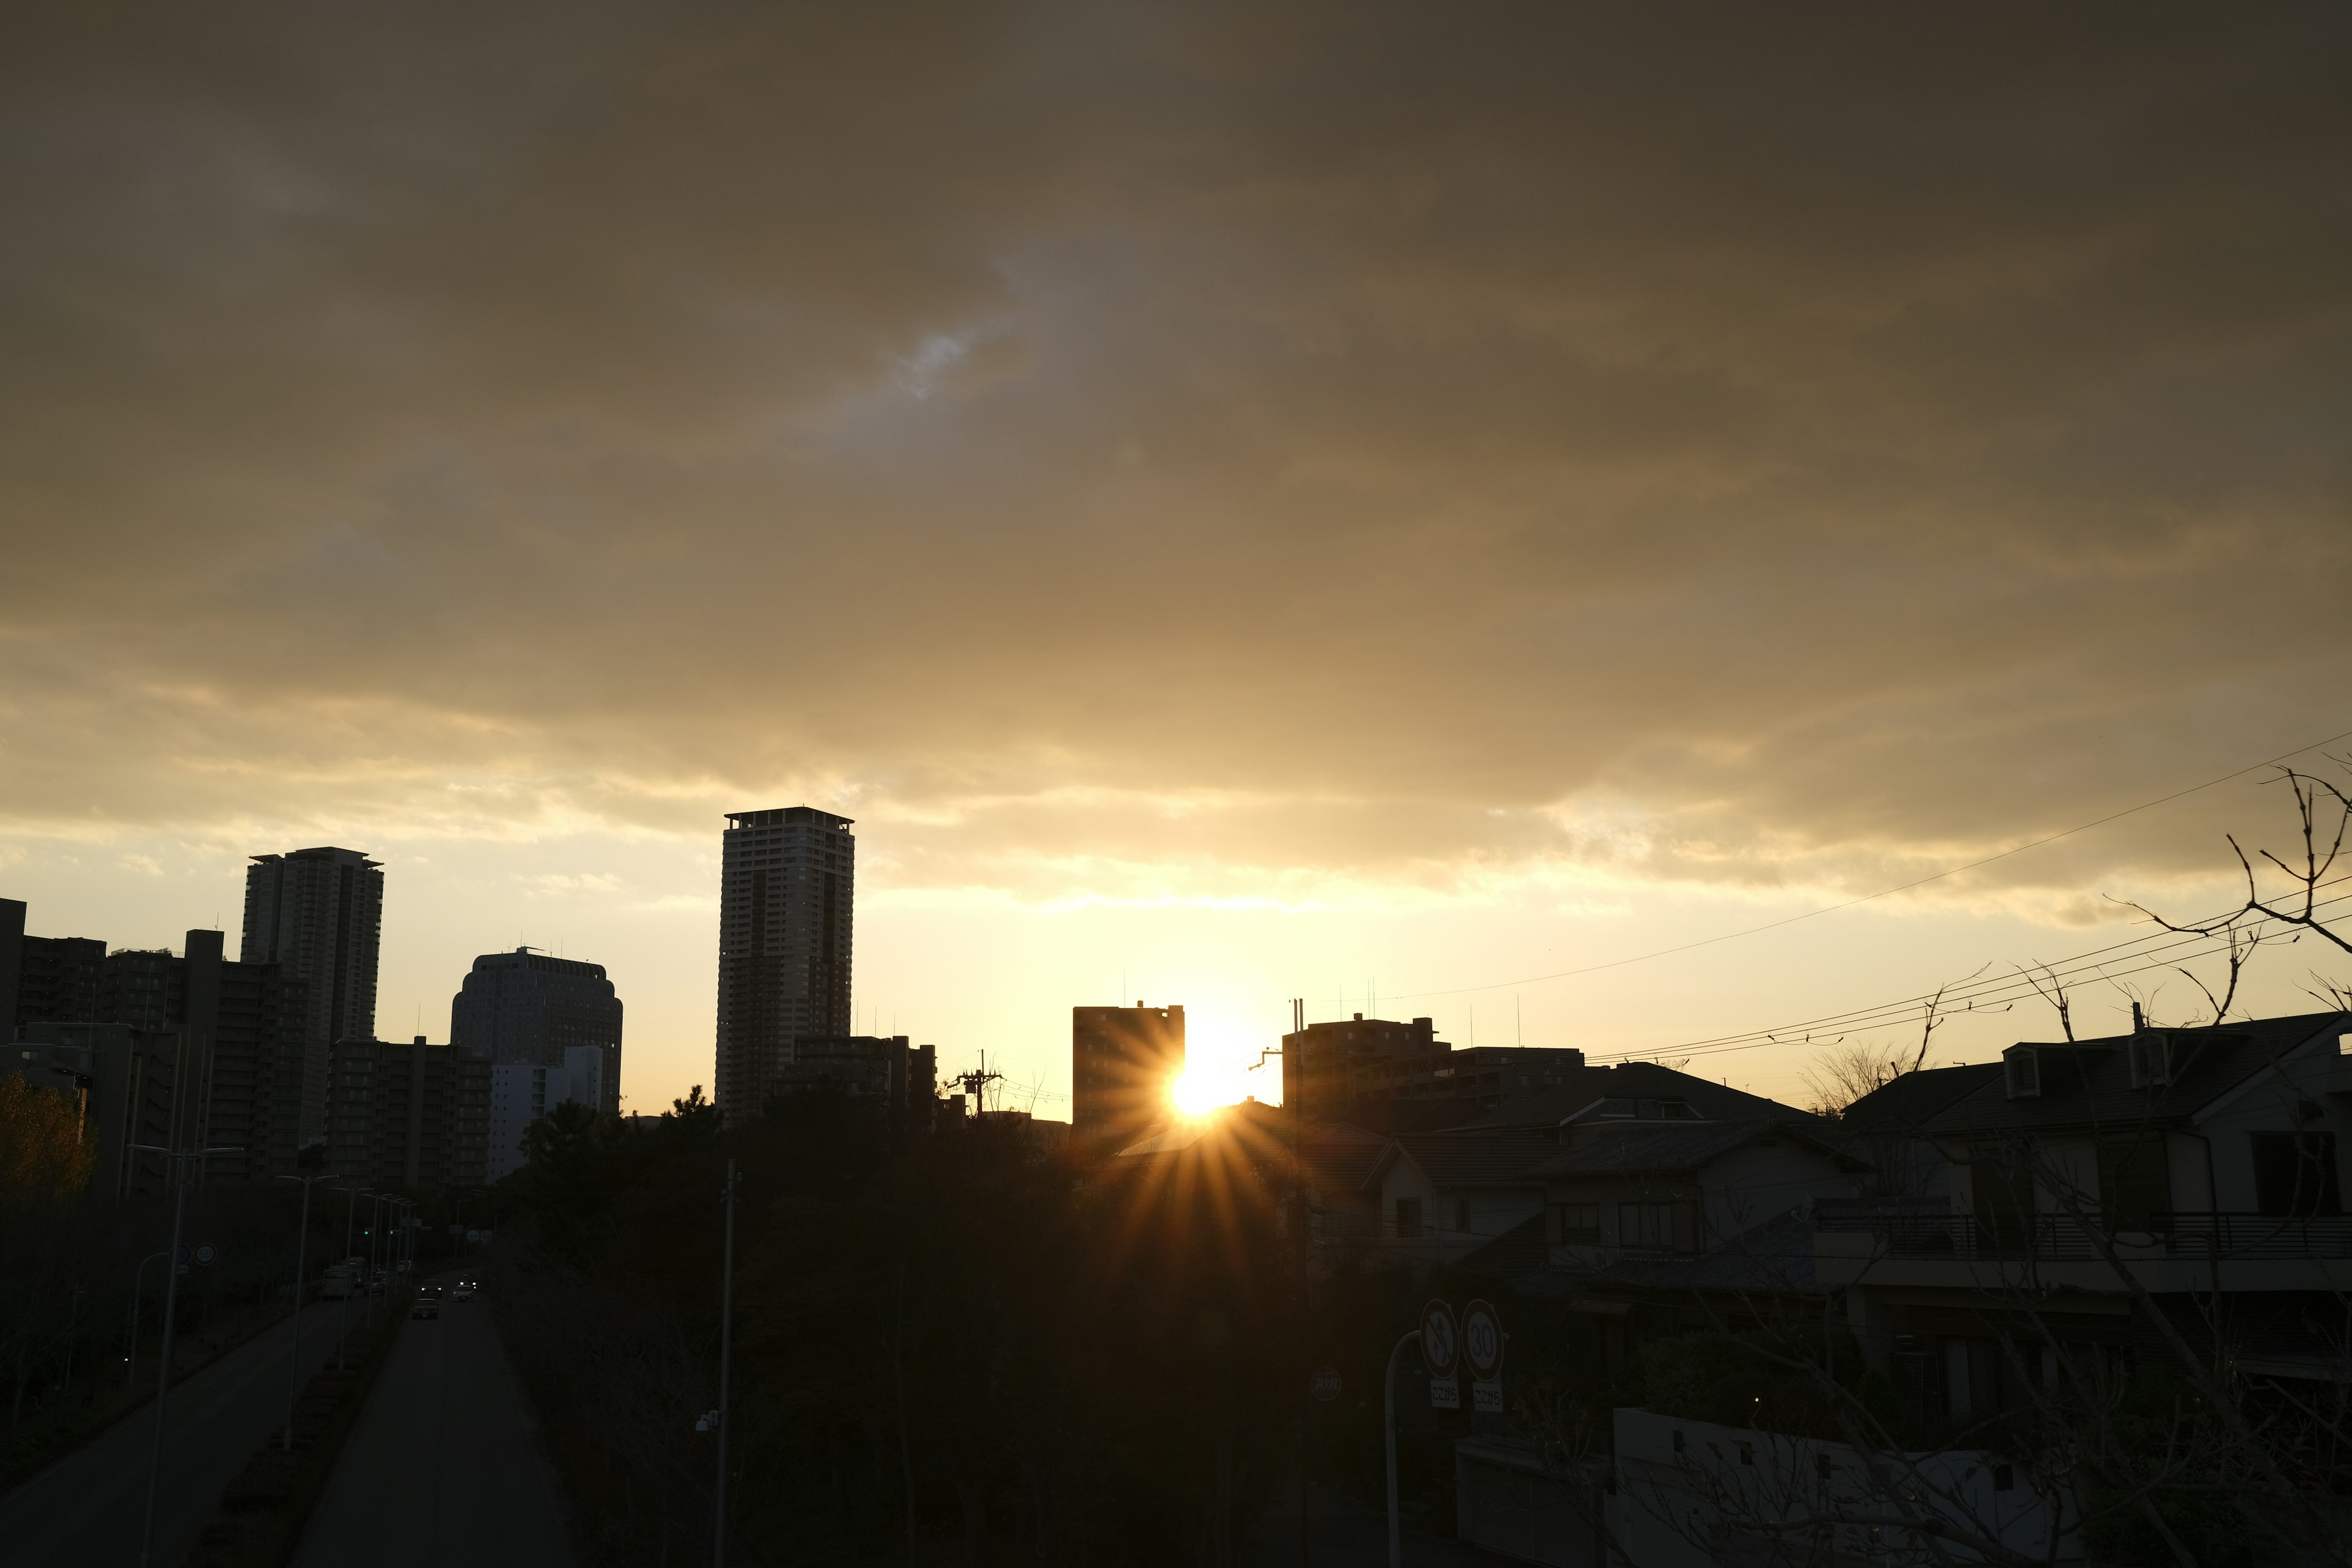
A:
1816,1208,2352,1262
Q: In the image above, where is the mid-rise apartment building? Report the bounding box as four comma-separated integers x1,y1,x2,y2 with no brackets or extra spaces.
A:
1280,1011,1588,1124
326,1036,489,1189
1072,1003,1186,1146
716,807,854,1115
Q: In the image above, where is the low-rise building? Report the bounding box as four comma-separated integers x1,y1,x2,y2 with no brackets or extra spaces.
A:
1815,1010,2352,1410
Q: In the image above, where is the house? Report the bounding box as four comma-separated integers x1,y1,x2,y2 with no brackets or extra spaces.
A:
1362,1132,1559,1262
1815,1010,2352,1408
1444,1062,1828,1134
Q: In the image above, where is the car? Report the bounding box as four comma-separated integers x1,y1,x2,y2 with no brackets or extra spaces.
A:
451,1280,477,1300
411,1295,439,1319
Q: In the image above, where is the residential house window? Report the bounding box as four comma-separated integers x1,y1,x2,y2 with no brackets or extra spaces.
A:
2097,1134,2172,1231
1395,1197,1423,1239
1970,1143,2037,1248
1554,1204,1600,1244
1618,1200,1695,1253
2251,1132,2342,1217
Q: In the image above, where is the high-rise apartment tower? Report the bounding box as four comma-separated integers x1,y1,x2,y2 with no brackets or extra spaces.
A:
716,807,854,1115
243,846,383,1145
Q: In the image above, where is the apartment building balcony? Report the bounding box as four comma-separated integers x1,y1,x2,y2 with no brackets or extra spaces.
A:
1815,1204,2352,1293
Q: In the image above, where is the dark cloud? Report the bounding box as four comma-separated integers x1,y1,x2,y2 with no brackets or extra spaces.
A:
2,2,2347,901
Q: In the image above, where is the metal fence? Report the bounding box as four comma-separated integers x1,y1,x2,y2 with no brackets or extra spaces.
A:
1815,1208,2352,1261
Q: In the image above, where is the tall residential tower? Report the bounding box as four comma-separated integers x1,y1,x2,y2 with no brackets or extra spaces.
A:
716,807,854,1115
242,846,383,1145
450,947,624,1110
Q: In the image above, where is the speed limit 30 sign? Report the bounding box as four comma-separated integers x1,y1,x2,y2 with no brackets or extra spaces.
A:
1462,1298,1505,1412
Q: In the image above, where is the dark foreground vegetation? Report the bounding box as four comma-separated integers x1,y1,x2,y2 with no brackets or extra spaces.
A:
491,1091,1483,1567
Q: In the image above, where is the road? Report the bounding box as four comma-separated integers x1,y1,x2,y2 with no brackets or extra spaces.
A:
0,1294,363,1567
291,1278,576,1568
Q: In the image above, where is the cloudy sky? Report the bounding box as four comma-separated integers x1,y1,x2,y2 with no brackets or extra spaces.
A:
4,4,2349,1114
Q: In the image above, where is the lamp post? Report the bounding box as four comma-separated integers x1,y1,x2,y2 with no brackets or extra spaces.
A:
130,1142,239,1568
124,1251,167,1394
713,1158,738,1568
333,1186,372,1370
1382,1329,1422,1568
273,1173,344,1449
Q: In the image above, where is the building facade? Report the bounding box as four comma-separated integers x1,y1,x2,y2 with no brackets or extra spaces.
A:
486,1043,611,1181
450,947,623,1112
716,807,854,1115
326,1036,490,1189
768,1034,938,1136
243,846,384,1146
1072,1003,1186,1146
1280,1012,1591,1124
13,934,105,1033
5,921,309,1185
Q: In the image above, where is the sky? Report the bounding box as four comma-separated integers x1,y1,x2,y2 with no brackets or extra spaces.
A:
3,5,2350,1120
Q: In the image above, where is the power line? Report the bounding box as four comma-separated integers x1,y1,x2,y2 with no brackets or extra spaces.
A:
1389,724,2352,1003
1591,892,2352,1068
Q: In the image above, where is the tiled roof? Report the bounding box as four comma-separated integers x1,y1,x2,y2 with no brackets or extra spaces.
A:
1455,1213,1550,1281
1442,1061,1821,1132
1384,1132,1562,1189
1523,1119,1860,1179
1297,1123,1388,1189
1919,1011,2348,1139
1837,1062,2003,1133
1596,1207,1826,1295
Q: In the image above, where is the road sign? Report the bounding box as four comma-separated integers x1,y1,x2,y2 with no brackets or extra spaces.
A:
1310,1366,1343,1403
1461,1299,1503,1381
1420,1300,1460,1378
194,1243,216,1267
1422,1300,1461,1409
175,1245,190,1264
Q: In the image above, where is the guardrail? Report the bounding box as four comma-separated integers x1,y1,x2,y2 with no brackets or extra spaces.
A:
1815,1209,2352,1261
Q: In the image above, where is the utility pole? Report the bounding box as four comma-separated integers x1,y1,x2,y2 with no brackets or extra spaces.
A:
714,1158,739,1568
124,1251,167,1394
275,1172,344,1449
130,1142,239,1568
1382,1329,1422,1568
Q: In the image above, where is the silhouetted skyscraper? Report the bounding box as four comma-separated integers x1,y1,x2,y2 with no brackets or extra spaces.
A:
450,947,623,1114
716,807,853,1115
243,846,383,1145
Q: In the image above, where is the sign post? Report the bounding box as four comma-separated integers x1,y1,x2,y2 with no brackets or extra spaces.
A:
1463,1298,1505,1413
1421,1298,1460,1410
1310,1366,1343,1403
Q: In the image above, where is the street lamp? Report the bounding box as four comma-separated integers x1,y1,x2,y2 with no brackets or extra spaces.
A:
129,1142,239,1568
123,1250,167,1395
714,1159,739,1568
273,1172,344,1450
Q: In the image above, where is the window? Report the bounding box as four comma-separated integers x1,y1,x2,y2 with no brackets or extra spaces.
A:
2251,1132,2342,1217
2129,1034,2172,1089
1618,1201,1696,1253
2097,1134,2172,1231
2004,1047,2039,1099
1554,1204,1600,1245
1395,1197,1423,1239
1455,1199,1471,1235
1971,1145,2037,1247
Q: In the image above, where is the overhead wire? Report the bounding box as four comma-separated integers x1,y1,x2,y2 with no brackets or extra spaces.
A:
1385,724,2352,1003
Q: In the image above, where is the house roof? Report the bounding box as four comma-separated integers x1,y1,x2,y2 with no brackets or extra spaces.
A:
1297,1122,1389,1189
1439,1061,1821,1133
1454,1213,1551,1281
1378,1132,1562,1190
1918,1011,2350,1139
1593,1207,1828,1297
1523,1119,1863,1180
1324,1098,1485,1136
1836,1062,2004,1133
